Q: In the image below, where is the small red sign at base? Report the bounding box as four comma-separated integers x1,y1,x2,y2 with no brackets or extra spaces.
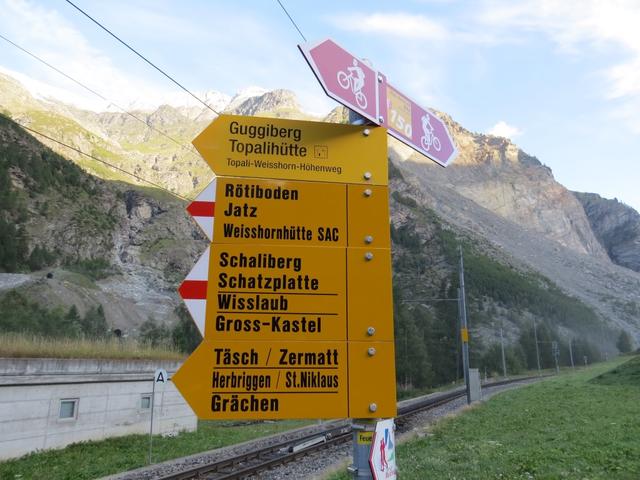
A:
369,419,397,480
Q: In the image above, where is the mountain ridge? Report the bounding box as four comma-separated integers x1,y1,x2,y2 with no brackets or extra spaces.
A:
1,70,638,355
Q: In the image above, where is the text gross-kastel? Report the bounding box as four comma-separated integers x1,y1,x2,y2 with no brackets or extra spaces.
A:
192,115,388,184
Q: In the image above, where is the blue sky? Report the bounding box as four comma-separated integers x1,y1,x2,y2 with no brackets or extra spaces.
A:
1,0,639,212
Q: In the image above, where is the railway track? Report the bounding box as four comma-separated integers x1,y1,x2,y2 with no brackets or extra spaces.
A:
150,377,538,480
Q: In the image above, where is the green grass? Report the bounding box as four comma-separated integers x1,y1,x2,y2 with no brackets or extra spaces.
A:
329,357,640,480
591,355,640,386
0,333,184,360
0,420,310,480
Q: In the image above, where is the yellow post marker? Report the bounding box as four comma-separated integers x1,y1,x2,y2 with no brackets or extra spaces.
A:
213,177,348,247
171,340,349,419
461,327,469,343
192,115,388,185
357,431,374,444
205,244,347,341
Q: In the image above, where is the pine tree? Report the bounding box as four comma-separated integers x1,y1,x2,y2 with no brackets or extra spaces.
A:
82,304,108,338
616,330,634,353
171,305,202,354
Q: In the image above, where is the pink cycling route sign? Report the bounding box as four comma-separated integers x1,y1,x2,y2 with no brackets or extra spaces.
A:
299,38,458,167
299,38,379,124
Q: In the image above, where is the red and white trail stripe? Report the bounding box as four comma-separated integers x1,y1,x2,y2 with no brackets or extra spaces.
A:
186,178,216,241
177,246,209,336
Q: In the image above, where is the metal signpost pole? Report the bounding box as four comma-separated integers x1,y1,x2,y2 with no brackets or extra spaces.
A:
458,247,471,405
148,378,155,465
348,108,375,480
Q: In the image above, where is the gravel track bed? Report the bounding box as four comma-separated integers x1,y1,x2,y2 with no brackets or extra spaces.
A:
101,420,347,480
104,379,539,480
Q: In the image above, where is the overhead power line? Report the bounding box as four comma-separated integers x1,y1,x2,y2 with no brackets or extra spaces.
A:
64,0,220,116
275,0,307,42
11,119,192,202
0,32,199,157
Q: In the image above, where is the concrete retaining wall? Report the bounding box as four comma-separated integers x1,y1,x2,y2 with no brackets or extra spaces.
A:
0,358,197,460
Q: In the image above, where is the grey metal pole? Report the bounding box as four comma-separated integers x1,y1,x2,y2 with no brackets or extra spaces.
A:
500,325,507,378
533,318,541,375
348,107,375,480
458,247,471,405
349,420,376,479
148,379,156,464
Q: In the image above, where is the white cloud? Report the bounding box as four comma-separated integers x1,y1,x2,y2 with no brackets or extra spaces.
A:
0,0,177,111
487,121,522,139
478,0,640,131
329,12,450,41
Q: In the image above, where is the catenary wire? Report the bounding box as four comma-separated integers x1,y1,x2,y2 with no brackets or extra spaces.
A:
0,32,200,157
63,0,220,116
10,119,193,202
275,0,307,42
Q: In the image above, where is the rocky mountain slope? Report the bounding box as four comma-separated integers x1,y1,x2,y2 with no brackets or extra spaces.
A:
0,113,205,332
573,192,640,273
1,71,639,354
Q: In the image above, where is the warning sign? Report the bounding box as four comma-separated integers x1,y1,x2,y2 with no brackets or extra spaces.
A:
369,419,397,480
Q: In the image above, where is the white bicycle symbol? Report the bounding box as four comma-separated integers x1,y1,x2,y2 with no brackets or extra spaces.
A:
337,69,368,109
420,113,441,152
421,132,441,152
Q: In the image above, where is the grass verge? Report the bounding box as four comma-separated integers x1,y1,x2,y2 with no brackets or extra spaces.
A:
0,333,184,360
329,357,640,480
0,419,310,480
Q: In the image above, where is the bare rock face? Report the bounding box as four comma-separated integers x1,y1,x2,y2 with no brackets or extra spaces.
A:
574,192,640,272
230,89,303,118
398,115,608,259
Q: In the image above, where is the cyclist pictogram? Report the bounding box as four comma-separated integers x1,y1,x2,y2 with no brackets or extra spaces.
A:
337,59,368,109
420,113,441,152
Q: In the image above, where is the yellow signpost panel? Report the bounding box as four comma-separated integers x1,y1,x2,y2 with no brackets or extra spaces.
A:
205,244,347,341
346,184,391,249
171,339,349,419
347,341,397,418
192,115,388,185
347,247,393,342
214,177,348,247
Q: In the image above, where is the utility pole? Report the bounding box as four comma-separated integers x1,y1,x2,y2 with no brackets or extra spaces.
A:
569,338,575,369
532,318,541,375
459,247,471,405
500,324,507,378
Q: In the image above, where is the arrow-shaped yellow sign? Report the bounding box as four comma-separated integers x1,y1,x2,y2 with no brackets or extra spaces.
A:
192,115,388,185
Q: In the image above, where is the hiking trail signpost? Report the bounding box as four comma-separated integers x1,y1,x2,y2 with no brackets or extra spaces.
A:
174,37,458,479
173,114,396,420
